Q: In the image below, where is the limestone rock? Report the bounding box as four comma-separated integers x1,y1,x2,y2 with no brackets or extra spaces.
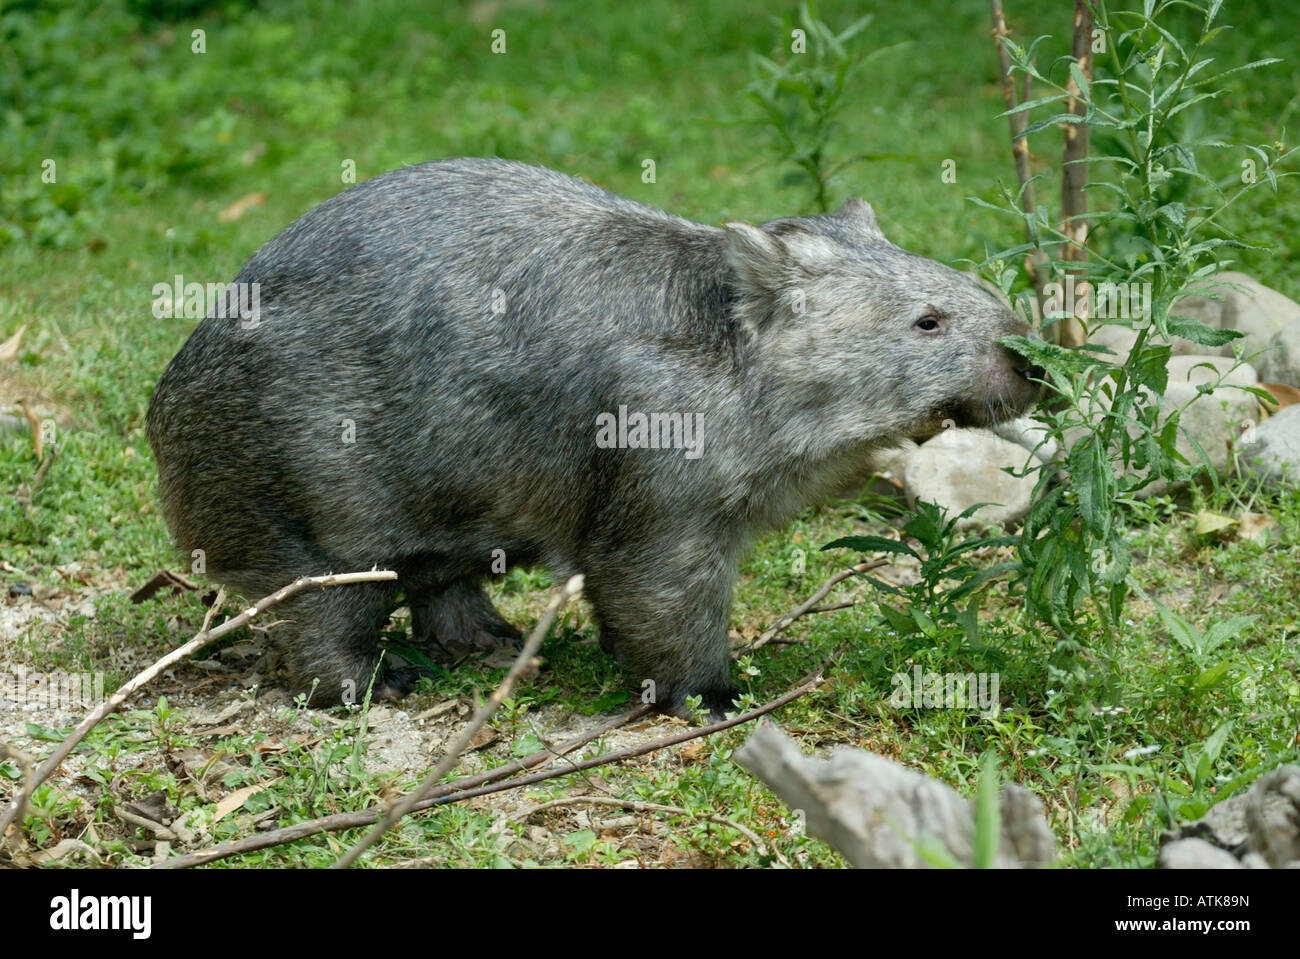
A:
900,427,1039,530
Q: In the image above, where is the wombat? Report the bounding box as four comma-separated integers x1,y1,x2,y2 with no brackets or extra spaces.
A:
146,158,1040,716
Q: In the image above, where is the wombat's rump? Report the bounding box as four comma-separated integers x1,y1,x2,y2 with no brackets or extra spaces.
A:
146,158,1039,715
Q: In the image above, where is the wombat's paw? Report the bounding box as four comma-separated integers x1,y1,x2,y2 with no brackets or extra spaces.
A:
374,665,434,701
661,683,742,723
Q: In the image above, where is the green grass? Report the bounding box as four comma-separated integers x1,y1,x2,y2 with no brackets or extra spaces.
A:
2,0,1298,868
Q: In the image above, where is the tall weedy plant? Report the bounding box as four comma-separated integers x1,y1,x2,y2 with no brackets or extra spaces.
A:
744,2,896,212
982,0,1294,639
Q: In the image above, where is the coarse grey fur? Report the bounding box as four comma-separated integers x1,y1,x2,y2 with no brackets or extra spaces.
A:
146,158,1040,716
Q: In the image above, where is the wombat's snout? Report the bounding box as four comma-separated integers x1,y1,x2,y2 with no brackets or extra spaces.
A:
963,330,1043,428
1000,316,1046,408
999,343,1045,410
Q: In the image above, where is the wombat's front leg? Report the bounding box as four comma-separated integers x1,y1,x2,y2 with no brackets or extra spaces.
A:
582,546,740,720
273,580,415,705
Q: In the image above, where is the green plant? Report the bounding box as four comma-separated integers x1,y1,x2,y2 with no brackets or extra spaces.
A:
822,499,1018,643
744,2,890,212
980,0,1294,640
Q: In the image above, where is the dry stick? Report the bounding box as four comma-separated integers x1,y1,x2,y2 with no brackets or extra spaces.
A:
387,666,828,806
0,743,35,837
803,600,856,615
990,0,1050,319
155,704,652,869
332,574,586,868
0,570,396,840
156,665,829,869
1059,0,1093,349
510,795,789,867
30,448,56,492
744,559,886,653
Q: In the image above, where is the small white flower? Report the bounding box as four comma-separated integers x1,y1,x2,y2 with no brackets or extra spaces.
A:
1123,744,1161,759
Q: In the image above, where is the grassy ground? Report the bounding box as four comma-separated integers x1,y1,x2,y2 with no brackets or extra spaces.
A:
1,0,1298,867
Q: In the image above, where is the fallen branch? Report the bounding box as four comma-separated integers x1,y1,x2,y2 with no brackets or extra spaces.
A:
737,723,1057,868
156,664,830,868
744,560,885,653
332,574,586,868
0,571,396,840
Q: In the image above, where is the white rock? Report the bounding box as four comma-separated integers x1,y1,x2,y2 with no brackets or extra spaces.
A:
1237,404,1300,486
991,415,1059,466
1207,271,1298,363
900,427,1040,530
1087,323,1139,364
1142,355,1259,492
1256,322,1300,387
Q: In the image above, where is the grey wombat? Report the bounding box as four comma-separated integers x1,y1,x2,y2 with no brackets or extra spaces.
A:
146,158,1040,715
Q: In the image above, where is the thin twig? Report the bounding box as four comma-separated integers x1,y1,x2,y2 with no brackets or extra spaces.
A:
30,448,56,492
744,560,886,653
0,743,34,837
0,570,397,839
332,574,585,868
155,665,829,869
510,795,788,866
990,0,1050,316
1058,0,1093,348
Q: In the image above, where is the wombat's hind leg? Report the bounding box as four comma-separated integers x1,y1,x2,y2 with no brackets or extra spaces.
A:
409,580,522,658
274,580,416,704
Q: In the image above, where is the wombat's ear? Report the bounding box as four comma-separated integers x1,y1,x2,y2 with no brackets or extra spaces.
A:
723,222,790,296
835,197,885,238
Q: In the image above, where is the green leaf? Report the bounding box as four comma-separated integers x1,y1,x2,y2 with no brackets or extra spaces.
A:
1194,661,1232,690
973,752,1001,869
1129,344,1171,394
1152,598,1202,657
1194,752,1212,789
1201,615,1257,655
563,830,597,859
1167,314,1243,347
996,92,1070,118
1018,112,1084,139
1000,335,1108,378
879,603,919,634
822,535,918,559
911,607,938,638
1203,720,1233,764
1068,61,1090,101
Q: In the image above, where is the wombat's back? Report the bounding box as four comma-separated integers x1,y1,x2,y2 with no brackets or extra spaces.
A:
146,159,741,587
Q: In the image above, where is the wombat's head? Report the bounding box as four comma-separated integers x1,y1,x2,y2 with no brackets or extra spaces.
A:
724,198,1043,445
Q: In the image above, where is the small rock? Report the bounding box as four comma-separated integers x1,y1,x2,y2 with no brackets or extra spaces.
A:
1255,322,1300,386
1087,323,1139,364
991,415,1059,467
1213,271,1299,361
1247,765,1300,868
901,427,1038,530
1158,838,1245,869
1142,356,1258,492
1158,763,1300,868
1237,404,1300,485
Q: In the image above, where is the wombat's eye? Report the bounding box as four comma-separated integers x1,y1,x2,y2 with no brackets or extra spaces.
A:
915,314,942,333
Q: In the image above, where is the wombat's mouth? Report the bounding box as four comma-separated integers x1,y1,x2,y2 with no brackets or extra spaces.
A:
909,395,1026,443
